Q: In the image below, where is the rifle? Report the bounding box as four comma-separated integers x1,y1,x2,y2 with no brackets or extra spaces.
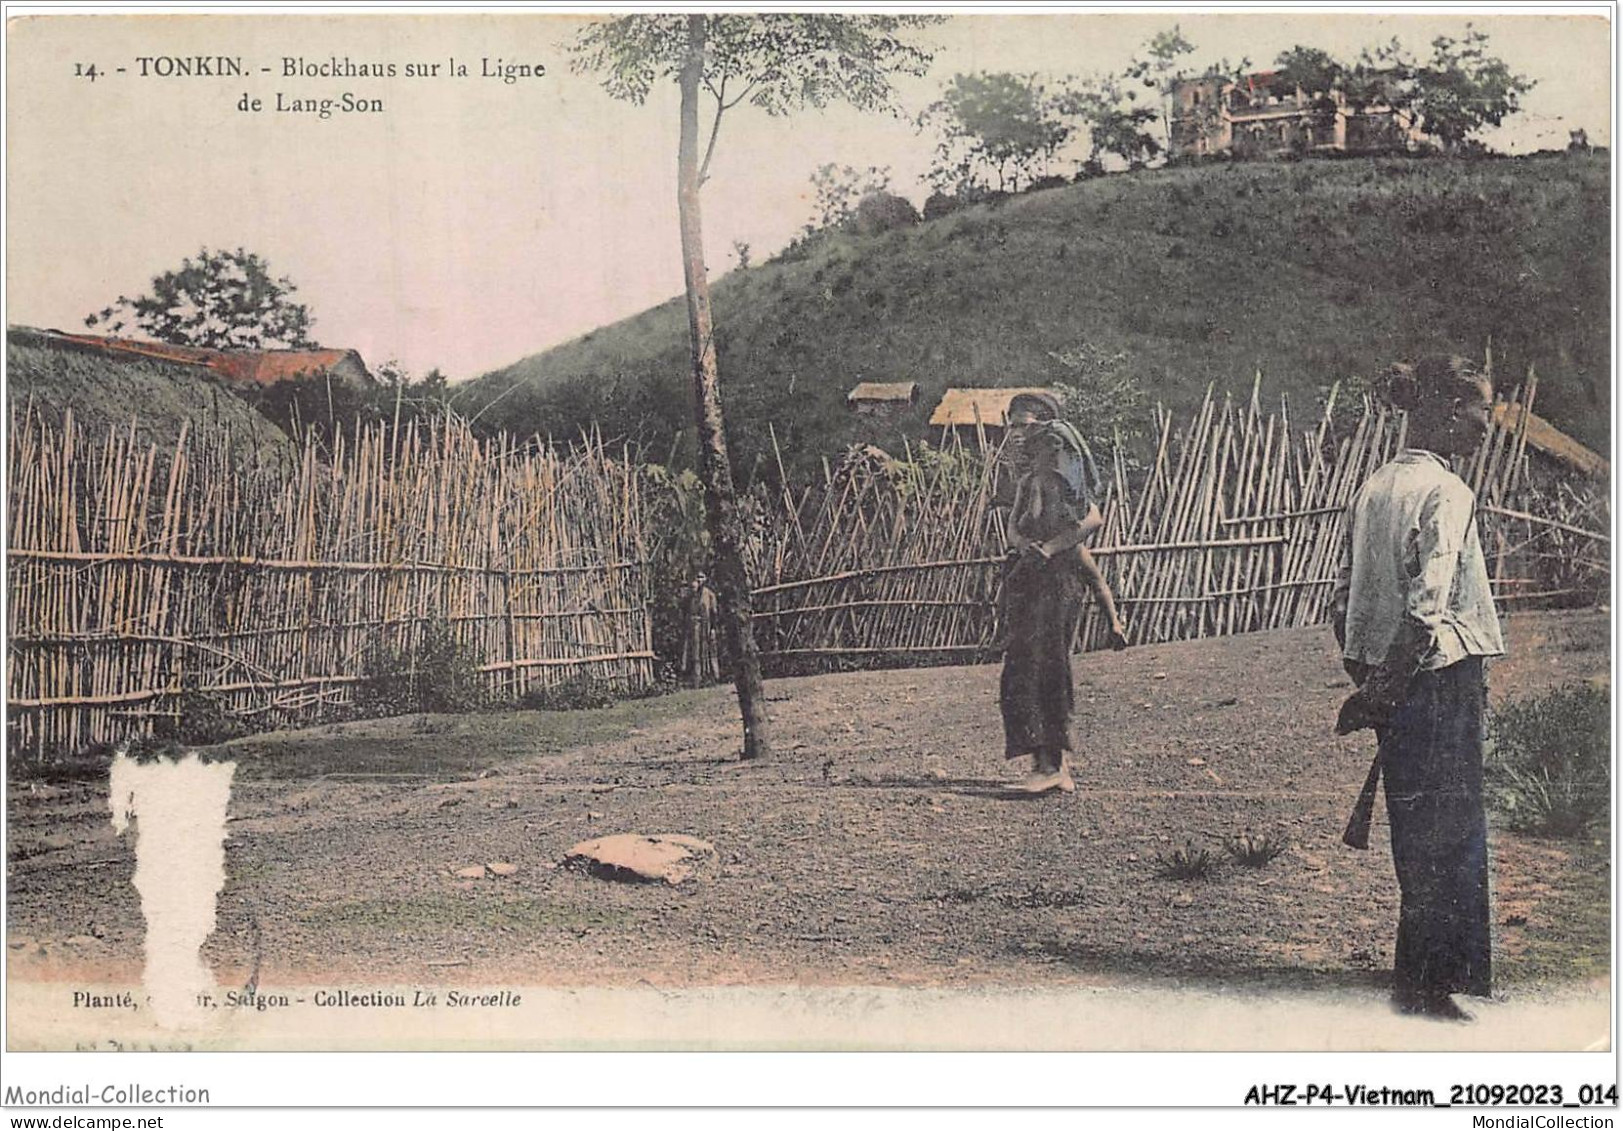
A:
1342,751,1381,850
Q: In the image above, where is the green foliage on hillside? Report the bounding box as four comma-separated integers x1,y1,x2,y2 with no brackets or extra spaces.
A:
463,153,1610,485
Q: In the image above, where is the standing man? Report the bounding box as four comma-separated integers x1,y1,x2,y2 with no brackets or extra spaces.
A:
1331,356,1503,1022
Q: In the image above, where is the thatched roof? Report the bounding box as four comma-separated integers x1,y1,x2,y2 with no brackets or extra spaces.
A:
928,386,1057,428
847,381,918,405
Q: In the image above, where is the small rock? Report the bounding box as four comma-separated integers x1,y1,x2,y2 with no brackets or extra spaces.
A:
588,811,605,821
454,865,487,880
65,935,99,947
1171,894,1194,907
488,862,519,877
589,784,618,794
1153,672,1168,680
1324,679,1352,690
478,769,502,780
1186,757,1207,766
438,797,464,809
1212,697,1240,708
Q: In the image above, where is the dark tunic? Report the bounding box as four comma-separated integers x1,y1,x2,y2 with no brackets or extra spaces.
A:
999,469,1087,764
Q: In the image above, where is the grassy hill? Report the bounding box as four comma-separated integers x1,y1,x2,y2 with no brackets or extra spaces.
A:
7,328,296,466
465,152,1609,483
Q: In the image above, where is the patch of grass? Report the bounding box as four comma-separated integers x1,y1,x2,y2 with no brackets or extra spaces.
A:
301,894,635,934
1154,841,1217,881
1487,683,1610,838
1225,831,1288,867
222,686,718,781
1494,843,1612,988
1000,887,1091,909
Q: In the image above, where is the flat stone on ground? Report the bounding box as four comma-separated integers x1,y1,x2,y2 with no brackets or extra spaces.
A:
564,833,718,885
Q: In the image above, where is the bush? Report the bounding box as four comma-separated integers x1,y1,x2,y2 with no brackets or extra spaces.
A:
517,674,617,712
922,192,959,221
1225,831,1287,867
851,191,920,236
1487,682,1609,837
1025,174,1069,193
355,619,486,718
153,690,254,747
1154,840,1217,880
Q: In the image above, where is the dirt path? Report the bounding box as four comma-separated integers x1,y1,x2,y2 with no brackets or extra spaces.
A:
7,611,1610,1000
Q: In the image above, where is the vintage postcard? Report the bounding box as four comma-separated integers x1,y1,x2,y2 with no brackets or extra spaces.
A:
2,3,1615,1109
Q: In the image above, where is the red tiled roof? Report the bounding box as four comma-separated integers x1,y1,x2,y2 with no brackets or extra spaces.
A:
37,331,369,387
211,349,359,384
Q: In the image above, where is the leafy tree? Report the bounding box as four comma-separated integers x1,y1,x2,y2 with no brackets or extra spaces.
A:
86,247,316,349
1059,77,1162,169
1272,30,1532,154
920,72,1073,194
1124,25,1195,153
571,14,938,761
1046,343,1146,453
1273,46,1345,98
1397,27,1535,152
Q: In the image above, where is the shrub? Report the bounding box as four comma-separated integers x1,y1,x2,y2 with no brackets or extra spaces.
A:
355,619,486,718
517,674,617,712
851,191,920,236
1487,683,1610,837
153,690,254,747
922,192,959,221
1154,840,1217,880
1225,830,1288,867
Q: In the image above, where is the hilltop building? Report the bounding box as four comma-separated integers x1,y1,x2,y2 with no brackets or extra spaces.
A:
1169,71,1422,161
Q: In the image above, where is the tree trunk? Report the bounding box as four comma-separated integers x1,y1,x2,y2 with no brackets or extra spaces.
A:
677,14,772,760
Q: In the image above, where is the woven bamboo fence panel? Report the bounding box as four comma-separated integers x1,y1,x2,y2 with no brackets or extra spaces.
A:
750,378,1608,669
8,410,654,758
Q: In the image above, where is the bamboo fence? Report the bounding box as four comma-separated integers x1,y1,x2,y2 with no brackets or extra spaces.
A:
8,410,654,759
748,377,1609,670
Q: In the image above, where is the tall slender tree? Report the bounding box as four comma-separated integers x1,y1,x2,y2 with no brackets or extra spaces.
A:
572,14,938,760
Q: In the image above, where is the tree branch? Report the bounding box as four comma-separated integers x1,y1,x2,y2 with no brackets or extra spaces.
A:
698,89,728,186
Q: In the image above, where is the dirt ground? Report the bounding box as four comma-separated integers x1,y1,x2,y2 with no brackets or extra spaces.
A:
6,610,1611,997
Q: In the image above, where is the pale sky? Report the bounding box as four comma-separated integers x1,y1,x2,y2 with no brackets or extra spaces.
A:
5,7,1613,381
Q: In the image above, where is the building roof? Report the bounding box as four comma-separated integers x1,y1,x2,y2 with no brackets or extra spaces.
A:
1494,401,1608,477
211,349,366,385
847,381,918,405
31,331,371,387
928,387,1058,428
